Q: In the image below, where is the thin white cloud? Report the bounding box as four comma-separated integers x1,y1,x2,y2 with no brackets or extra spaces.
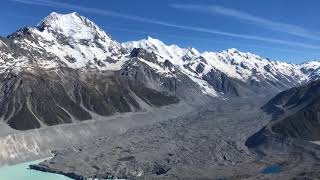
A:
171,4,320,40
9,0,320,50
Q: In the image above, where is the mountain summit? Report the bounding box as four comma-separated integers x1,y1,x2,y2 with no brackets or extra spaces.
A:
37,12,109,40
6,12,126,71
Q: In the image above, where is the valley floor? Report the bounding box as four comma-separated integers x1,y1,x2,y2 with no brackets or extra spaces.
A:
30,97,295,179
1,97,320,179
0,101,194,166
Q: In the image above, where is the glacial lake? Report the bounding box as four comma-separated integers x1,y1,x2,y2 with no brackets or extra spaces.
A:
0,158,72,180
261,164,282,174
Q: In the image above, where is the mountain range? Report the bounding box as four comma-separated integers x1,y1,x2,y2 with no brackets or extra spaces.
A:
0,12,320,131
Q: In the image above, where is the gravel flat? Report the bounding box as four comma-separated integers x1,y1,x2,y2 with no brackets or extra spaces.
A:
28,97,320,179
30,98,271,179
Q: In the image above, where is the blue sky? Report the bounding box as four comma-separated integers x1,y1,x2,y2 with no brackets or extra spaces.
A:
1,0,320,63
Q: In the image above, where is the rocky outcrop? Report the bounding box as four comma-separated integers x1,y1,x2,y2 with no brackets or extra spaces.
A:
249,79,320,144
202,69,240,96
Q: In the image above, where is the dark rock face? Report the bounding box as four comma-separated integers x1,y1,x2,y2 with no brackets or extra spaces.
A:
130,48,158,63
195,62,205,74
163,60,174,71
120,56,203,101
202,69,240,96
262,87,300,117
271,105,320,140
0,67,180,130
254,79,320,141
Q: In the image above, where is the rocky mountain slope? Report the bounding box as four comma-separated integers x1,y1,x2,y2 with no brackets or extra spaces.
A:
0,12,203,130
1,12,320,130
260,79,320,141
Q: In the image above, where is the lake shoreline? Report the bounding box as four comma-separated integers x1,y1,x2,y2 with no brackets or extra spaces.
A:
0,157,72,180
30,162,85,180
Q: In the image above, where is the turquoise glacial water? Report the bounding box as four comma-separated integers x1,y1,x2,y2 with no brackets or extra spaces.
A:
0,158,72,180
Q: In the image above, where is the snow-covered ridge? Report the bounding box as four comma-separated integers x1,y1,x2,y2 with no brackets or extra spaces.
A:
124,37,309,86
124,36,200,64
299,60,320,80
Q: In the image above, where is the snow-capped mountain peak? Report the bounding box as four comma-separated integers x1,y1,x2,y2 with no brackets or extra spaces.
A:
124,36,200,64
37,12,110,41
2,12,128,71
